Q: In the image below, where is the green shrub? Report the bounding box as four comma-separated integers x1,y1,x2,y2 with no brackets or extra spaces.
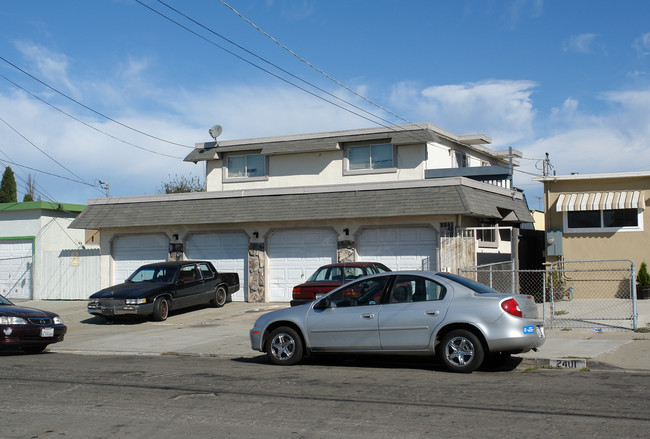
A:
638,262,650,287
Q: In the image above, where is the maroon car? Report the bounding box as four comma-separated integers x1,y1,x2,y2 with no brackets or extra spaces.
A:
291,262,391,306
0,294,67,353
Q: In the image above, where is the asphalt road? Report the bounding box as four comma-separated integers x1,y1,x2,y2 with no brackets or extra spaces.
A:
1,353,648,439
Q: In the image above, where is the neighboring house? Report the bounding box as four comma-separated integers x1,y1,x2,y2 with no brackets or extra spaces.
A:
70,123,533,303
535,171,649,268
0,201,99,300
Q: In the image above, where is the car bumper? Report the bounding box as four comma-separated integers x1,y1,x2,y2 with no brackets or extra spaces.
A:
250,327,264,352
0,325,67,348
87,302,154,317
485,321,546,353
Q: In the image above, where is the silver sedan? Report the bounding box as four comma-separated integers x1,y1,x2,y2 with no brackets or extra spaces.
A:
250,271,545,372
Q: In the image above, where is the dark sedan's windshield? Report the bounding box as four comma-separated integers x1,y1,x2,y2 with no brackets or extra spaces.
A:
437,272,502,295
0,295,13,305
128,266,178,284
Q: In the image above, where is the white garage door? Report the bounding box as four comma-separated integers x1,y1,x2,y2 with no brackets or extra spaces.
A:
358,227,437,271
268,230,337,302
185,232,248,302
113,235,169,284
0,240,33,299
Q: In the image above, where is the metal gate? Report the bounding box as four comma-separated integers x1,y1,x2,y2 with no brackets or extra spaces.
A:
459,259,638,331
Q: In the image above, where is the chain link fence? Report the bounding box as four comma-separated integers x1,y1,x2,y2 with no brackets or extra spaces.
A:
459,259,638,331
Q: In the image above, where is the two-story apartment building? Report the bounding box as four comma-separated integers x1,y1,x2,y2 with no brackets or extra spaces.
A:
71,123,533,302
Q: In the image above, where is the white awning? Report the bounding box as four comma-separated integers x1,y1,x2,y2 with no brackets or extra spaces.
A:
556,191,645,212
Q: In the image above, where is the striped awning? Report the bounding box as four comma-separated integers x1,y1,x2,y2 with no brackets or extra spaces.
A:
556,191,645,212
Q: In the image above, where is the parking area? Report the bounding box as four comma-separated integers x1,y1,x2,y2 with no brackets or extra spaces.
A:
19,300,283,358
10,298,650,372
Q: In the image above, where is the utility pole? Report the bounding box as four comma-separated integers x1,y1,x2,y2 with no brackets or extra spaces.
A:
98,180,110,198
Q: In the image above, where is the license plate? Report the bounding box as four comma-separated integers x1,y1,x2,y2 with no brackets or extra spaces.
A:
40,327,54,338
523,325,534,335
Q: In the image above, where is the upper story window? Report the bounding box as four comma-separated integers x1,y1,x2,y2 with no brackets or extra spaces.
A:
226,154,266,179
347,143,394,171
455,151,468,168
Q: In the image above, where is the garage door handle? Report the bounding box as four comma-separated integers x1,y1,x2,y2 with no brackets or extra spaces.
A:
426,310,440,316
361,313,375,319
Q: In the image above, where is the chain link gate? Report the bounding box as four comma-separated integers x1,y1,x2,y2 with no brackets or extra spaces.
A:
458,259,638,331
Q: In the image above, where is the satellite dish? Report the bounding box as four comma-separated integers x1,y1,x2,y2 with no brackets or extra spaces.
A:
209,124,223,140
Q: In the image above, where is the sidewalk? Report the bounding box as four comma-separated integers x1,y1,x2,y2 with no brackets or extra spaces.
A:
15,299,650,372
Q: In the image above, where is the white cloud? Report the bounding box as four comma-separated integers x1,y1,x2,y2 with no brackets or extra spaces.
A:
516,88,650,202
14,41,80,98
563,33,599,54
390,80,537,146
633,32,650,56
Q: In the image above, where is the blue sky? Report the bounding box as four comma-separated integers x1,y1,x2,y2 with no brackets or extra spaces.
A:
1,0,649,208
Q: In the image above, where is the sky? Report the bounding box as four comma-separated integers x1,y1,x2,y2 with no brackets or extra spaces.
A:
1,0,650,209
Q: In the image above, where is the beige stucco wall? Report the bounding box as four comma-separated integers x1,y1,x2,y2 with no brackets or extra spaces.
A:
204,140,505,193
542,174,650,271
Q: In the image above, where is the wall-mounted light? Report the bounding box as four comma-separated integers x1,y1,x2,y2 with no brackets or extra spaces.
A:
173,234,179,242
253,232,259,239
343,228,349,236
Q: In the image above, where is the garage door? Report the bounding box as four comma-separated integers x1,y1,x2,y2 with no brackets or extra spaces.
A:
0,240,33,299
185,232,248,302
113,235,169,284
268,230,337,302
358,227,437,271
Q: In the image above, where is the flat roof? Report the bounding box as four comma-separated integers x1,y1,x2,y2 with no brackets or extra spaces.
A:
0,201,86,213
185,123,499,163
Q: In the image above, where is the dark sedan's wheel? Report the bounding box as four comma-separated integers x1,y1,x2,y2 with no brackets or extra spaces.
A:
266,326,303,366
438,329,484,373
210,286,227,308
22,344,47,354
152,297,169,321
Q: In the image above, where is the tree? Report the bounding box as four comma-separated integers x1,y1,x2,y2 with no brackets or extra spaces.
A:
0,166,17,203
158,174,205,194
23,173,37,202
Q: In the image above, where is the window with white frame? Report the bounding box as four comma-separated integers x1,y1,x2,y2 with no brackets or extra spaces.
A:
565,208,642,232
226,154,265,178
347,143,394,171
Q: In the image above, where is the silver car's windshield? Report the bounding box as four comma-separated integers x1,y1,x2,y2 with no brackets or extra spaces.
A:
437,273,502,295
128,266,178,284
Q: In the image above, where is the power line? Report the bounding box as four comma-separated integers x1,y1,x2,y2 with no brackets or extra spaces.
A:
138,1,437,153
218,0,420,128
135,0,393,129
154,0,403,131
0,114,93,186
0,73,184,159
0,55,194,149
0,155,97,188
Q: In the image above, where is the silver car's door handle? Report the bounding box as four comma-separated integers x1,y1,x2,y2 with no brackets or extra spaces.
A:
425,310,440,316
361,313,375,319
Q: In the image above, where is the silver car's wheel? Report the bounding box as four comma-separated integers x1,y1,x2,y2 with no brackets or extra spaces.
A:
439,329,484,373
266,326,303,366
